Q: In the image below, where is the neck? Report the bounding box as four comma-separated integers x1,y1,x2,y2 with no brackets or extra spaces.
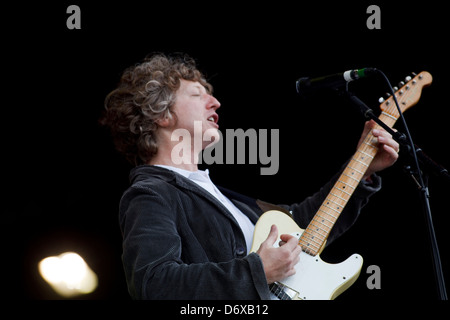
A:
148,130,201,172
149,155,199,172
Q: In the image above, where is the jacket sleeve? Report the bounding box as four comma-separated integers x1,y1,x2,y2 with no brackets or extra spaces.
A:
283,171,381,246
119,186,271,300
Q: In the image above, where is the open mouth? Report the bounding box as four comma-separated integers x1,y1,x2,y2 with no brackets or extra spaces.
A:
207,114,219,124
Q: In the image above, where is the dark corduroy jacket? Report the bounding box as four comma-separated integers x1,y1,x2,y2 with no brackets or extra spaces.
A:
119,165,381,299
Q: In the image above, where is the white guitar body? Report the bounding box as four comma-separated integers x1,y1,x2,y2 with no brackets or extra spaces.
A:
281,250,363,300
251,210,363,300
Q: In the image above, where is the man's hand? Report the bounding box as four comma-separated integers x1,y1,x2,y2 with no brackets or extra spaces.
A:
256,224,302,284
358,120,400,180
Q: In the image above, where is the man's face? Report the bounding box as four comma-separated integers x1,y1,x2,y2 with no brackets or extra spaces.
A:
171,79,221,149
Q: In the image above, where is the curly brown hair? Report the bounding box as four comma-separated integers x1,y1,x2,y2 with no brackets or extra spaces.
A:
101,53,213,166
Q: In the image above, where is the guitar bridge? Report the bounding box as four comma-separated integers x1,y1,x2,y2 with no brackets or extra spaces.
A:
269,282,300,300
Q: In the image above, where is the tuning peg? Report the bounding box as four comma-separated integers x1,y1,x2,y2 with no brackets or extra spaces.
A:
393,86,398,91
398,81,405,87
378,97,385,103
405,76,412,82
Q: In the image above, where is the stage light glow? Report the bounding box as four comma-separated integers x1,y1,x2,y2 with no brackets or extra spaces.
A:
38,252,98,297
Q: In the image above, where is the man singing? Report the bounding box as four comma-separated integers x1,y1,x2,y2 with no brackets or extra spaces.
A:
101,53,399,299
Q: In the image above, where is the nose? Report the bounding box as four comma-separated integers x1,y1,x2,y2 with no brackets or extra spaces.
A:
207,94,221,110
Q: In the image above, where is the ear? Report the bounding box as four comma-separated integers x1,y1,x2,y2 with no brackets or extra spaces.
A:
155,111,176,128
155,116,171,128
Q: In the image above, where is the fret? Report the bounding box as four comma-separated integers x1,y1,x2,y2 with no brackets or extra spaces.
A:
309,219,330,234
317,210,336,225
301,244,319,257
351,157,369,167
332,185,352,196
347,165,365,176
303,223,328,239
329,191,347,202
337,180,356,190
326,196,345,208
305,220,328,234
299,243,319,257
355,151,374,162
381,111,398,121
319,207,338,219
300,232,324,248
299,238,321,251
302,228,327,242
363,140,378,149
342,172,361,183
304,229,328,248
358,150,375,159
322,204,341,215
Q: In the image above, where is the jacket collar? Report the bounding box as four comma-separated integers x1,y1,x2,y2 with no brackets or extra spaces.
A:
128,165,262,224
129,164,177,184
130,165,219,198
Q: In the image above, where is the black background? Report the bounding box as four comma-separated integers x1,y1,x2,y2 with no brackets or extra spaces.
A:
5,0,449,308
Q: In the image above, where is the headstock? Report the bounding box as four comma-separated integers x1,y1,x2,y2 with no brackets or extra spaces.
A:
378,71,432,117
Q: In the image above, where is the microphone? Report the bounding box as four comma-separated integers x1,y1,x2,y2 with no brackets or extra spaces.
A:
296,68,377,96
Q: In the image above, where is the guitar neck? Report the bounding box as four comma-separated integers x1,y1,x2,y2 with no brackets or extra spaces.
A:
297,71,432,256
299,112,397,256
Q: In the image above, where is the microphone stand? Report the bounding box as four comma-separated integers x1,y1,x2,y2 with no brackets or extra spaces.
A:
341,90,448,300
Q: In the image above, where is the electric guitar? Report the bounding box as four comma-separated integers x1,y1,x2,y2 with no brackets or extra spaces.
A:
250,71,432,300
